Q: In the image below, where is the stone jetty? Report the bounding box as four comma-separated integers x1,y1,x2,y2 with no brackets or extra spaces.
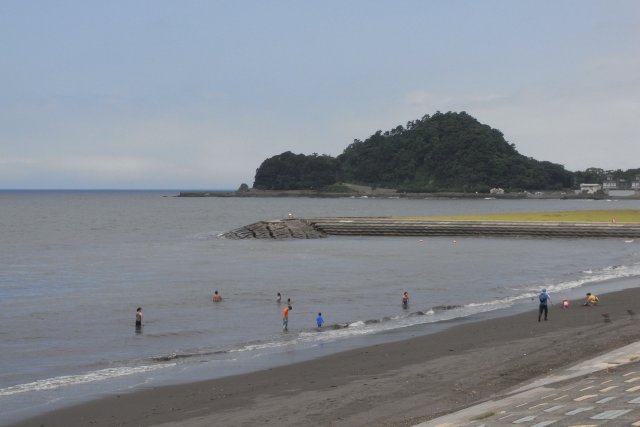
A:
220,219,326,239
220,217,640,240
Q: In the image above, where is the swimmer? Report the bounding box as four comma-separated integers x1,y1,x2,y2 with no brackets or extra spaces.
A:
402,291,409,309
276,292,282,303
135,307,143,331
212,290,222,302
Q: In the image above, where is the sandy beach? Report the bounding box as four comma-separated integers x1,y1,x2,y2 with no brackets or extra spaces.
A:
10,286,640,427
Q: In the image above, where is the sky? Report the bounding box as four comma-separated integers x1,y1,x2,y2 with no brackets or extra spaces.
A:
1,0,639,190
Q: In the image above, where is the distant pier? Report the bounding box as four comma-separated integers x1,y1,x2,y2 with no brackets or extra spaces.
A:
220,218,640,240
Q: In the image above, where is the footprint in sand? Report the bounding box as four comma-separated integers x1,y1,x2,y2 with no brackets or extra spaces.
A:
602,313,611,323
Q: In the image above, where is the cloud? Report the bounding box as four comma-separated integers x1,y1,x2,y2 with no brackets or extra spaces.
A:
395,54,640,171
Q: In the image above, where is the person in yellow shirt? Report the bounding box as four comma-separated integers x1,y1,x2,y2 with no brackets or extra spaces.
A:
583,292,599,306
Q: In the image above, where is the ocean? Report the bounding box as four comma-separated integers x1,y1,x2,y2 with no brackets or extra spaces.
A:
1,191,640,424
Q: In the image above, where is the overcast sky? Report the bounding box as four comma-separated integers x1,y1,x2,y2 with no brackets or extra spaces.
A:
1,0,638,189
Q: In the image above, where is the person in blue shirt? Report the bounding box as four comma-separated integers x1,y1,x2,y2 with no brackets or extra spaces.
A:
316,312,325,328
538,288,552,322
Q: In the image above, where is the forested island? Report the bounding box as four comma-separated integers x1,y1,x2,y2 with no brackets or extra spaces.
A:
250,112,638,194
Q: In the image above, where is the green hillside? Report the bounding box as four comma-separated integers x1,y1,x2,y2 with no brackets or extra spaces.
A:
253,112,572,192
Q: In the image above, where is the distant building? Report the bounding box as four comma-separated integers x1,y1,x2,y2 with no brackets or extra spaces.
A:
603,175,618,190
600,174,639,197
490,188,504,195
603,175,634,191
579,183,602,194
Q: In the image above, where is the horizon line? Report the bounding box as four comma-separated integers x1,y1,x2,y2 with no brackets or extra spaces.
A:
0,188,236,192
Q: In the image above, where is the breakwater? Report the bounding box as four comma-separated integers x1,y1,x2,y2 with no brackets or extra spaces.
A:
220,218,640,240
220,219,326,239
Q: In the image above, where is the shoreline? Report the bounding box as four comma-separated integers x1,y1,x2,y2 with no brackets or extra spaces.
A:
10,286,640,427
177,189,634,200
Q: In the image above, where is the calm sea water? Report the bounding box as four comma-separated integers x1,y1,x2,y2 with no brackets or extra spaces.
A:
2,191,640,424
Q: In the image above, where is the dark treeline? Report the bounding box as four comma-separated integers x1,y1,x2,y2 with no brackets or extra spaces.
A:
252,112,631,193
253,152,338,191
574,168,640,185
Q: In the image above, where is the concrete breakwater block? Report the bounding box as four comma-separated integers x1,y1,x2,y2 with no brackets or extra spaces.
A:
219,219,327,240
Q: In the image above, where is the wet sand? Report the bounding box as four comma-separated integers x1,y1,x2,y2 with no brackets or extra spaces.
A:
11,287,640,427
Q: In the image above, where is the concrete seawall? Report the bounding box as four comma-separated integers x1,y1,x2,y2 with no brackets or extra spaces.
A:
220,218,640,239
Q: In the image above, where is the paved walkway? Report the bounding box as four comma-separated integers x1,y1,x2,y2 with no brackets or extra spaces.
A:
417,342,640,426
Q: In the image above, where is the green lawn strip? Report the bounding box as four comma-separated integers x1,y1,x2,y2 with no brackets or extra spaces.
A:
400,210,640,223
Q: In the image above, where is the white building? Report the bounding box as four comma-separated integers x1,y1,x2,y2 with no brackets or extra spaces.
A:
579,183,602,194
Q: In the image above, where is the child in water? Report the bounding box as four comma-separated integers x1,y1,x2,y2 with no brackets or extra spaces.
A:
316,312,324,328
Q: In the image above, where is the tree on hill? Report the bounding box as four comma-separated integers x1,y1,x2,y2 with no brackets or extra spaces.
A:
573,168,640,187
337,111,573,192
574,168,606,184
253,152,338,190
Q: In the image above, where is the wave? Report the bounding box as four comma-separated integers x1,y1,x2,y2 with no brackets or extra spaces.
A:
0,363,175,397
139,262,640,375
539,263,640,297
220,262,640,359
313,305,462,332
217,304,500,358
193,231,223,240
151,349,229,362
